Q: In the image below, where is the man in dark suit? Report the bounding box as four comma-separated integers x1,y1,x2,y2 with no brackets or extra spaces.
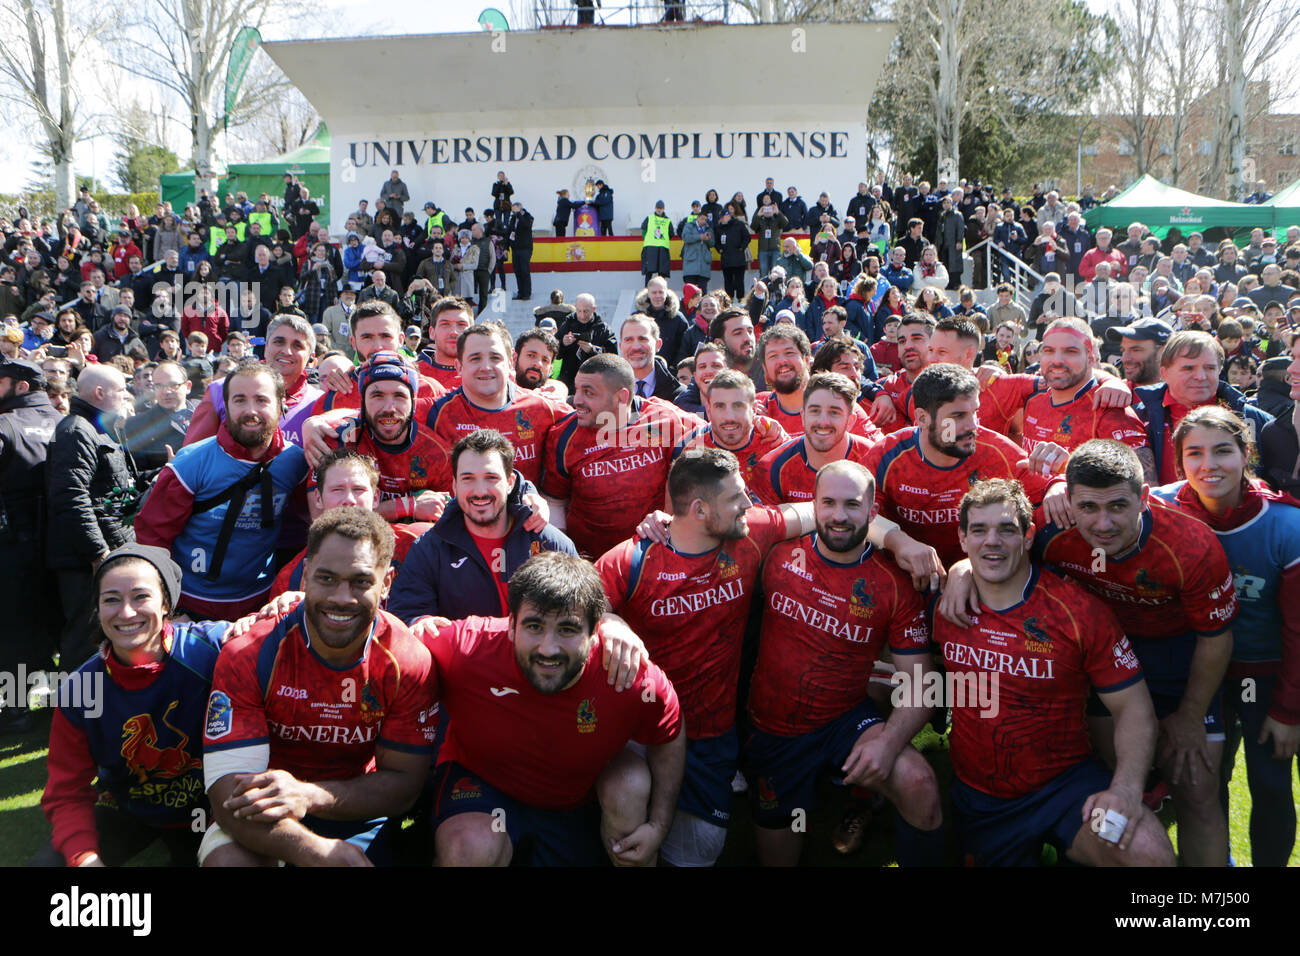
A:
619,313,683,404
508,202,534,300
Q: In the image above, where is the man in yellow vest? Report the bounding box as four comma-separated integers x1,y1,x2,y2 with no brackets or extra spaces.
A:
640,199,673,286
247,199,276,237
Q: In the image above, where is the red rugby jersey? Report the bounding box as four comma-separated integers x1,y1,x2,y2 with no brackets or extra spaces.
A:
933,564,1143,798
596,506,788,739
429,616,681,811
752,433,876,505
756,390,882,441
204,608,436,781
980,372,1038,438
1035,498,1237,639
542,397,703,559
424,384,572,486
1020,377,1148,454
417,354,461,391
863,425,1054,567
324,416,452,497
671,416,790,503
876,370,918,424
749,535,929,737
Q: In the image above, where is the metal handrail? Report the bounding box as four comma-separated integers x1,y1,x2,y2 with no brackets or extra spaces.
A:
965,236,1044,308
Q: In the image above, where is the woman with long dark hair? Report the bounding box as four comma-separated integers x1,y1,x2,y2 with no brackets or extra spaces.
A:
1153,406,1300,866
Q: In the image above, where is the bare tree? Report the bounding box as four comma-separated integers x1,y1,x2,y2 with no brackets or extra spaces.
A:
1103,0,1162,180
1208,0,1298,199
225,56,320,162
1154,0,1210,187
111,0,301,199
0,0,115,209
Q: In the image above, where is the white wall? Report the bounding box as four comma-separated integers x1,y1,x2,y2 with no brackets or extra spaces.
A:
329,121,868,233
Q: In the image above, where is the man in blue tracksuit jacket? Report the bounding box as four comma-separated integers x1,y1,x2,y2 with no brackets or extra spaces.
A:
386,449,577,625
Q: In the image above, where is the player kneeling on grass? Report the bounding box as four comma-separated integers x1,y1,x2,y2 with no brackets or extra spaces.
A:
200,508,438,867
746,460,946,866
430,552,686,867
935,479,1175,866
37,545,231,867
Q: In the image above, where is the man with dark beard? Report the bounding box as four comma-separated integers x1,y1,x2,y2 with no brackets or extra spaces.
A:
596,448,816,866
135,360,310,620
513,326,569,402
709,308,765,391
862,363,1065,566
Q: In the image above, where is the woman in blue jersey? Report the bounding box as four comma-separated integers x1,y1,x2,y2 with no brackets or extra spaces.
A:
1153,405,1300,866
35,545,228,866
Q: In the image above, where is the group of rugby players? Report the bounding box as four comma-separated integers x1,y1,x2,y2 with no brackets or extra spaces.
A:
39,289,1300,868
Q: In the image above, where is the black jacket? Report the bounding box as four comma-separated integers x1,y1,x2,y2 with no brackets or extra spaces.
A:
121,402,193,473
46,396,138,569
715,219,752,269
1260,412,1300,498
0,390,60,533
556,311,618,391
386,476,576,624
1254,377,1294,420
508,210,534,250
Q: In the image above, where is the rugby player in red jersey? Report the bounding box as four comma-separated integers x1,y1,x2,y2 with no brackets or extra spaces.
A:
417,296,473,390
269,449,433,600
672,369,789,502
753,372,878,507
424,323,572,487
542,353,703,559
755,325,881,440
430,553,686,867
317,351,453,520
941,442,1236,865
935,479,1174,866
748,461,945,867
200,508,437,866
1021,318,1155,480
596,449,813,865
863,364,1067,566
311,301,446,416
870,313,933,428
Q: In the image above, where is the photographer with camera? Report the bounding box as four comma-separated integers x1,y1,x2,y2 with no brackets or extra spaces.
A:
555,292,617,393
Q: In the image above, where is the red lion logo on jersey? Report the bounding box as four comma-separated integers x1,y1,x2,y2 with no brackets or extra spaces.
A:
121,701,201,783
515,409,535,441
577,698,597,733
360,681,385,723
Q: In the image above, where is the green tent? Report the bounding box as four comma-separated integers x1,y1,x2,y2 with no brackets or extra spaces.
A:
1083,174,1268,239
160,127,331,225
1261,178,1300,233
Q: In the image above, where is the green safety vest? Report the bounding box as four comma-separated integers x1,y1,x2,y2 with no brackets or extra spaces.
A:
248,211,273,235
643,214,671,249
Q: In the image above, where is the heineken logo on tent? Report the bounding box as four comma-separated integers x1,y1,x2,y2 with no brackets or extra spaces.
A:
1170,206,1203,225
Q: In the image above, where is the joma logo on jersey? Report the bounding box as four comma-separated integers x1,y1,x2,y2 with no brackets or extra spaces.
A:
276,685,308,699
781,561,812,582
577,698,597,733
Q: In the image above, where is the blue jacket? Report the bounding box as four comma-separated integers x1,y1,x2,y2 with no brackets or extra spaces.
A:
386,476,577,624
178,245,209,277
1134,381,1273,481
881,263,913,293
